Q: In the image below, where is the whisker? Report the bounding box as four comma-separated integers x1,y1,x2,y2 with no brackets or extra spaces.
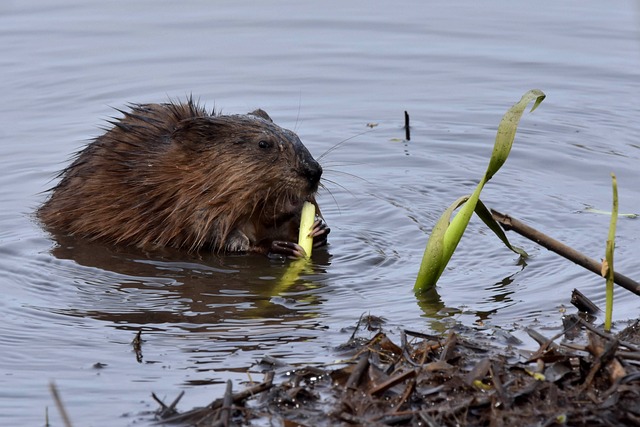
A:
293,91,302,133
318,183,342,216
321,178,358,199
317,129,375,162
320,160,366,168
323,168,370,185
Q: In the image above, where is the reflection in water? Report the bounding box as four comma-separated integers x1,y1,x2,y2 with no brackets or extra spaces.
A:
475,274,517,322
415,267,529,332
46,232,332,335
414,286,446,323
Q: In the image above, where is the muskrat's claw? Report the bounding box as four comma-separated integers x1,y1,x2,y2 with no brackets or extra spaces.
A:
270,241,307,259
310,217,330,248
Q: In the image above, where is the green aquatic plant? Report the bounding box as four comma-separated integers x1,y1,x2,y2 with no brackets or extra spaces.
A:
298,201,316,259
583,206,637,218
269,201,318,295
415,89,546,293
603,173,618,332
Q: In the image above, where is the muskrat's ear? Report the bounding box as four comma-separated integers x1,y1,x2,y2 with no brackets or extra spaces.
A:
248,109,273,122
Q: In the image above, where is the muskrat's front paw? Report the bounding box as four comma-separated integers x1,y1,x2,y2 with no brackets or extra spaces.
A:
225,229,251,253
310,217,330,248
270,241,307,259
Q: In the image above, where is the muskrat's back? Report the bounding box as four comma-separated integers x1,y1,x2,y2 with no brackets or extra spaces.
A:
39,99,328,255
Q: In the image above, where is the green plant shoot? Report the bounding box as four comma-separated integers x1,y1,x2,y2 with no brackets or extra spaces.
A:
298,201,316,259
269,201,317,296
604,173,618,332
415,89,545,293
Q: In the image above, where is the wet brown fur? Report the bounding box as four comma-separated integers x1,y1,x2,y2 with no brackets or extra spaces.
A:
38,99,323,253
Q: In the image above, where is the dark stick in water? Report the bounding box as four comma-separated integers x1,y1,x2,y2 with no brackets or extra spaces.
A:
404,110,411,141
571,288,601,314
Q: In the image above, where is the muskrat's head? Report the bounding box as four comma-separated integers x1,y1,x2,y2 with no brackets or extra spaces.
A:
167,106,323,247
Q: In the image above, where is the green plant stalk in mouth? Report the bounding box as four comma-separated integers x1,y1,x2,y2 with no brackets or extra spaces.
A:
298,201,316,259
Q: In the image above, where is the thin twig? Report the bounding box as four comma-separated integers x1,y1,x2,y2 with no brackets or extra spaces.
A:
219,380,233,427
491,209,640,296
155,374,274,424
49,382,73,427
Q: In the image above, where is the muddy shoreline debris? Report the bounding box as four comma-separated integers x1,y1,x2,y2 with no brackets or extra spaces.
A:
153,316,640,427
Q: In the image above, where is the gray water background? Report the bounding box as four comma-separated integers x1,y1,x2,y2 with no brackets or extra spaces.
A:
1,0,639,425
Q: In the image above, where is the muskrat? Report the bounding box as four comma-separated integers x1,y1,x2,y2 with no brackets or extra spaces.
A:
38,99,329,257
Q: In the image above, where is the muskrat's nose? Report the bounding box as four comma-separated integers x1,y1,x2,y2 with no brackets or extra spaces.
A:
304,159,322,190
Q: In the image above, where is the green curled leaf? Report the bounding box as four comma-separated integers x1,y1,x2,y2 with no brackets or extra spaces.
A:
414,90,545,294
486,89,546,181
415,196,469,290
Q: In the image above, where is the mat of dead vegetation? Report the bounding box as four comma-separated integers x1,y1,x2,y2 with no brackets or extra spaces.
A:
152,314,640,427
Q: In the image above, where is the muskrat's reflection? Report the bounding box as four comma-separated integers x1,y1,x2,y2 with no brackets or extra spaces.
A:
47,232,331,333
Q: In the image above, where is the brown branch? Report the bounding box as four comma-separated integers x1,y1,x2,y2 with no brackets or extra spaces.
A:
491,209,640,297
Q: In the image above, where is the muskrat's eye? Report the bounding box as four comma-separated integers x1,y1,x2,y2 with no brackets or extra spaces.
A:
258,140,272,149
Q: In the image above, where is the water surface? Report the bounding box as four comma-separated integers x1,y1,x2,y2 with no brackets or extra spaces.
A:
1,0,639,425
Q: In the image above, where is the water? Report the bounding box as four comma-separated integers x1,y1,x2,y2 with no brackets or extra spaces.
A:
1,0,639,425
